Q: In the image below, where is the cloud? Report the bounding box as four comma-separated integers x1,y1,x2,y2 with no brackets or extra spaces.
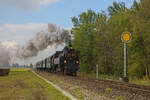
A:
0,23,47,44
40,0,59,5
0,0,60,11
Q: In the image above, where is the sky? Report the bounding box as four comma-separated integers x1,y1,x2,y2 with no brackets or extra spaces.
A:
0,0,138,46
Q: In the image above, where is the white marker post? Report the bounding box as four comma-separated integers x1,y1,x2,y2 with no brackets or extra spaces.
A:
121,32,131,82
96,64,98,79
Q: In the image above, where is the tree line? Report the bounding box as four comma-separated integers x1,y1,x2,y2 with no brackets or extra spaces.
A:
71,0,150,79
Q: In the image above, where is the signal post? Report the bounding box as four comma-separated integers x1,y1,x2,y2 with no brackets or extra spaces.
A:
121,32,131,82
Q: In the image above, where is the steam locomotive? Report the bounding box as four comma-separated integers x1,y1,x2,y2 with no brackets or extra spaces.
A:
35,44,79,76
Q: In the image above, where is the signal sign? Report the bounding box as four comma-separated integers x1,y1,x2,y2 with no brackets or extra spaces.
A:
121,32,131,43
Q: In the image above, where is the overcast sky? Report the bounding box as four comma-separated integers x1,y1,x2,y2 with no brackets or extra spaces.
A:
0,0,138,46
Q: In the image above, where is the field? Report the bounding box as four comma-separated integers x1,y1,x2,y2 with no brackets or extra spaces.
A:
0,68,71,100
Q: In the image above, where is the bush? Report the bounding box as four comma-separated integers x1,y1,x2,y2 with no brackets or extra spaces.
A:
105,88,112,93
115,96,123,100
0,68,10,76
128,62,145,78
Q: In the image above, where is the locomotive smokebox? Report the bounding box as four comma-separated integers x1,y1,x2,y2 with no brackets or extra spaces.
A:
0,67,10,76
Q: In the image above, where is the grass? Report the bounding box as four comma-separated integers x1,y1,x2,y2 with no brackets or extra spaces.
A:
105,88,112,93
79,72,150,86
10,68,30,71
114,96,123,100
78,72,118,80
72,88,84,100
0,69,71,100
130,77,150,86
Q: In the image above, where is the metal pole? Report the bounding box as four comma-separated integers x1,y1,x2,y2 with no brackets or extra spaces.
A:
124,43,127,78
96,64,98,79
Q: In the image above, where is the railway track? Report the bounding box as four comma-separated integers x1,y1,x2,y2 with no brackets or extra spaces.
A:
88,78,150,97
62,75,150,99
36,70,150,100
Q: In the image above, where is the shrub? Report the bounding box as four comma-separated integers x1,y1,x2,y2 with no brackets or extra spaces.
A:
0,68,10,76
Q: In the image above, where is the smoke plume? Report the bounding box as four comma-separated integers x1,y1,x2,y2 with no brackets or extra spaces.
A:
0,43,10,67
17,22,70,59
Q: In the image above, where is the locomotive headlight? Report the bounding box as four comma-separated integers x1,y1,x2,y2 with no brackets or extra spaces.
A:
64,60,66,63
76,61,79,63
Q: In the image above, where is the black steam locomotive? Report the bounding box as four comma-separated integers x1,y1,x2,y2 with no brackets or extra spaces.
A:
35,45,79,76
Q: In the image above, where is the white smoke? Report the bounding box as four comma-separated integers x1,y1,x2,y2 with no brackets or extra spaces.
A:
16,22,70,63
0,41,19,67
0,42,10,67
20,43,66,65
0,22,70,65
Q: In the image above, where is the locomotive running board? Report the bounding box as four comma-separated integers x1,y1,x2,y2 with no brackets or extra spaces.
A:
31,70,78,100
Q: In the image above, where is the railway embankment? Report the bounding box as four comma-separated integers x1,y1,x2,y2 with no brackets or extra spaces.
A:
35,70,150,100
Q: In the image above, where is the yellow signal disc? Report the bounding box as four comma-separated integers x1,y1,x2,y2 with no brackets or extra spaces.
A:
122,33,131,43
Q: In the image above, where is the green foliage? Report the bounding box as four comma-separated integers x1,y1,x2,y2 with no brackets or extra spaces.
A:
108,2,127,16
115,96,123,100
72,1,150,79
72,9,98,73
128,62,145,78
129,36,148,78
105,88,112,93
130,76,150,86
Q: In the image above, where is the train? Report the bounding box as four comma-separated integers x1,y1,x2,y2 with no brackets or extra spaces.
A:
35,44,79,76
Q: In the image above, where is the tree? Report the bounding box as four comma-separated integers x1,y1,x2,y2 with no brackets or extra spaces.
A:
129,36,149,78
108,2,127,16
72,1,150,78
72,10,97,73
